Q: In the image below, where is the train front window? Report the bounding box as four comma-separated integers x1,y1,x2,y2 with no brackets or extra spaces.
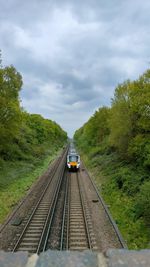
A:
69,155,78,162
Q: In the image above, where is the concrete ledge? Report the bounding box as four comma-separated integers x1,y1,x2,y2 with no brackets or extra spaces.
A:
0,249,149,267
106,249,150,267
0,251,28,267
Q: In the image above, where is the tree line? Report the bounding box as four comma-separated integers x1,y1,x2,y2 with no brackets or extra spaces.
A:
74,69,150,227
0,58,67,164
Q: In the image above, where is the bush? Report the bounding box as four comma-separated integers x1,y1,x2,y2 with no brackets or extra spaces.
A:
134,181,150,225
128,135,150,168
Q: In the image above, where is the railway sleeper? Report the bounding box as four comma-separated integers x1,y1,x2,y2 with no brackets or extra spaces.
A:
34,212,49,216
69,238,87,242
27,222,45,225
24,229,43,232
18,243,38,248
70,219,85,222
21,237,39,242
24,234,41,237
17,247,36,252
69,229,87,233
69,246,88,250
70,222,85,226
27,226,43,230
70,233,86,237
31,219,47,223
70,213,83,215
69,241,88,246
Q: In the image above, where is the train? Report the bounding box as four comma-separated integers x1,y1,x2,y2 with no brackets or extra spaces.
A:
67,143,80,171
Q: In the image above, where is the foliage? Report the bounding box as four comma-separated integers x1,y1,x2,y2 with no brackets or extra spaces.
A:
74,107,110,152
134,181,150,225
0,65,22,154
109,81,133,155
0,58,67,162
109,74,150,160
74,69,150,248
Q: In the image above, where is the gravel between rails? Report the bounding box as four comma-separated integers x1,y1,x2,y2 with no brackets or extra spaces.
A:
46,170,68,250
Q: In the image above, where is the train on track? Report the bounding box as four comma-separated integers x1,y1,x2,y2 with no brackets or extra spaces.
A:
67,143,80,171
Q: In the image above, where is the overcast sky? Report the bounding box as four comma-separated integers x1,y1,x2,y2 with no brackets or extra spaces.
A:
0,0,150,136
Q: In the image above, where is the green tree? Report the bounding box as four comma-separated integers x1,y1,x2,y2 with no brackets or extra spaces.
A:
0,56,67,161
109,81,133,156
0,64,23,156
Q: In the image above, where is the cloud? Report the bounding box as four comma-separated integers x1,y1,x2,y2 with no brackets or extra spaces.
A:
0,0,150,136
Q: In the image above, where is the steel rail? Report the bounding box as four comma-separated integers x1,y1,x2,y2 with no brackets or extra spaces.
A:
77,172,92,250
82,162,128,249
66,173,70,250
60,172,69,250
37,160,66,253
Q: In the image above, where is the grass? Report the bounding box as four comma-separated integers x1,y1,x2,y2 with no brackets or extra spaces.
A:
80,150,150,249
0,147,61,224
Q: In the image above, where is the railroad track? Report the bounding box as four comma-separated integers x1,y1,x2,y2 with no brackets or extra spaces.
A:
11,149,68,254
66,172,97,251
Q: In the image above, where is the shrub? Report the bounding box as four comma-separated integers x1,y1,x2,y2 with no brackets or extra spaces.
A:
134,181,150,225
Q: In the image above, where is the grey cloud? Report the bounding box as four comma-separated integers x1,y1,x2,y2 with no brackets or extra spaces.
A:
0,0,150,136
